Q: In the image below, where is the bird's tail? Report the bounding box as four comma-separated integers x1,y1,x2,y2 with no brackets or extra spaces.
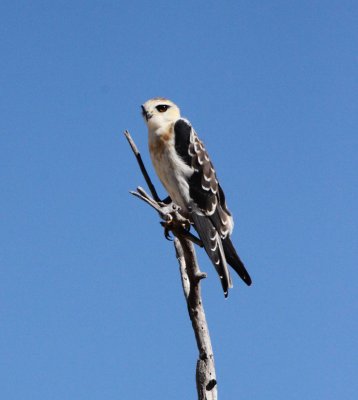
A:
222,237,252,286
191,212,232,296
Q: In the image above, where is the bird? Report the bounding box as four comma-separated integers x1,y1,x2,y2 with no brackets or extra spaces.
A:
141,97,251,296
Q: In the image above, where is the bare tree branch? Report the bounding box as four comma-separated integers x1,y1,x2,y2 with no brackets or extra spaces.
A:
124,130,218,399
175,237,217,400
124,130,161,202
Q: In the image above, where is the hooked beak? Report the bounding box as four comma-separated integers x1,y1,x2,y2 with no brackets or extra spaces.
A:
141,105,152,121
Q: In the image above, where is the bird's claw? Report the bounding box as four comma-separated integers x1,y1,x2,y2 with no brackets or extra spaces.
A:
182,220,191,231
164,226,173,241
160,214,174,241
159,204,192,242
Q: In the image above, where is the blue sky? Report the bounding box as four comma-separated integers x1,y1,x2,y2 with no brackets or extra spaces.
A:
1,1,357,399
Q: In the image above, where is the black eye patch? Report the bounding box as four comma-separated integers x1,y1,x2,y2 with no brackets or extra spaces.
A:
156,104,170,112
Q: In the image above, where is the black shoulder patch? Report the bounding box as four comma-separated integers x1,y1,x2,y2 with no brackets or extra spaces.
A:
174,119,192,166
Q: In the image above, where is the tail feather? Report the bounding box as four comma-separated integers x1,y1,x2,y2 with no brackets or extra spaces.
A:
222,237,252,286
191,212,232,296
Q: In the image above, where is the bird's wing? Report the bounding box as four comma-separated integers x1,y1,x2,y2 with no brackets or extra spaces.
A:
174,119,229,224
174,118,252,290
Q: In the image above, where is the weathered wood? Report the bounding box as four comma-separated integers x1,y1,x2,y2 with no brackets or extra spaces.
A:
125,130,218,399
175,238,217,400
124,130,161,202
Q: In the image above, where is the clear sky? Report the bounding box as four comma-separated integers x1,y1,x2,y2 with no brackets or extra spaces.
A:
1,1,357,399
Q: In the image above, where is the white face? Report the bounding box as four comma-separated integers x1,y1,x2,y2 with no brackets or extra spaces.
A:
141,98,181,130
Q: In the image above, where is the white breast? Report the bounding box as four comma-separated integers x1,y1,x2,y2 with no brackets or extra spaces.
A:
148,126,193,213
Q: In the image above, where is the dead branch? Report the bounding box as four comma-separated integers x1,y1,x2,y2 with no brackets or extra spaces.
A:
175,237,217,400
124,130,161,202
124,130,217,399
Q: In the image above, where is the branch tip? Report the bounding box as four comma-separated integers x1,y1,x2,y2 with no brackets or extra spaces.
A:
195,272,207,282
124,130,139,155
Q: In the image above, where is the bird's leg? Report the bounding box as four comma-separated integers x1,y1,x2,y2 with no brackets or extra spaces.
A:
160,214,174,241
130,187,203,248
160,203,182,241
161,210,204,248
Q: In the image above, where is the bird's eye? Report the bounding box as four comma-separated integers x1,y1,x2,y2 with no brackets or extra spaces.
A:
156,104,170,112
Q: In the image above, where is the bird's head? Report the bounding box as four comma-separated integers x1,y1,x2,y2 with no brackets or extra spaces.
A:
141,98,180,130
